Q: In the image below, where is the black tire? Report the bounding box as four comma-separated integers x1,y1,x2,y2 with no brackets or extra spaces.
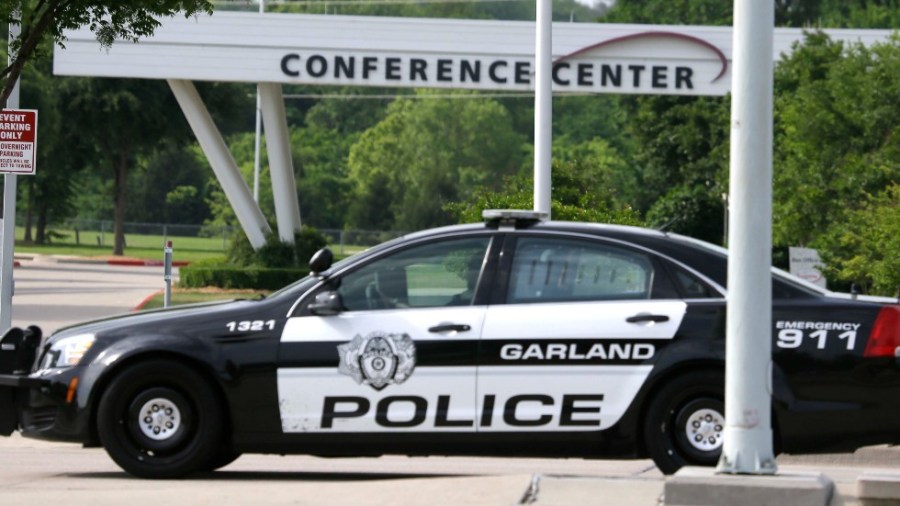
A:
643,371,725,475
203,448,242,472
97,360,225,479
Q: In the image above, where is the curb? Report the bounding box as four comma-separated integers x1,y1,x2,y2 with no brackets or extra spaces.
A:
107,259,190,267
132,289,164,311
15,255,190,267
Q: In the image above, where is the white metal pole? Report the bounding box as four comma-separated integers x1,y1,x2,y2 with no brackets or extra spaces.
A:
252,0,264,203
716,0,777,475
533,0,552,217
0,181,17,332
0,21,22,331
163,240,173,308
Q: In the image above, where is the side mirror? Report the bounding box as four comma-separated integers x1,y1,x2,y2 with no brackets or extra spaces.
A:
309,247,334,276
309,291,343,316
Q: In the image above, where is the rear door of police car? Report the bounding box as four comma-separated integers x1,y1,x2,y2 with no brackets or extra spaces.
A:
277,234,496,433
477,232,687,433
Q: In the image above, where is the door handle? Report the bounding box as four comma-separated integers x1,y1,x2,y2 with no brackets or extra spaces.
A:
626,314,670,324
428,323,472,333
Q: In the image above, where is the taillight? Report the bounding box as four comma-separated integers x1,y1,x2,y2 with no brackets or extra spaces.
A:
864,306,900,358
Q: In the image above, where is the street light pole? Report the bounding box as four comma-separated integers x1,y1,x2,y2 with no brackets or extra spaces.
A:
533,0,552,218
717,0,777,475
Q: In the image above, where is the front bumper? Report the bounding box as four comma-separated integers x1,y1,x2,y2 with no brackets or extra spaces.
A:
0,365,92,443
0,325,88,442
0,373,52,435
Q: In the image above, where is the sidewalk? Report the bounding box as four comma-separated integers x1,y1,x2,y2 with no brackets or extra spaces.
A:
527,446,900,505
10,254,173,335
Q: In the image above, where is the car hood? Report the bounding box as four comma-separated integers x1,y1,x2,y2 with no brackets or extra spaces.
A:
46,298,261,342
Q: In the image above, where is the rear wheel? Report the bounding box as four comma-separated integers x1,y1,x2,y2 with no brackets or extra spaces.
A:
643,371,724,475
204,448,242,472
97,360,225,478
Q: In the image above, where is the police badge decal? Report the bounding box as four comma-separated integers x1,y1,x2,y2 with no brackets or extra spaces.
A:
337,332,417,390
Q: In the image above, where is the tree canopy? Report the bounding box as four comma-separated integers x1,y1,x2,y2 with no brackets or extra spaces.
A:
1,0,213,105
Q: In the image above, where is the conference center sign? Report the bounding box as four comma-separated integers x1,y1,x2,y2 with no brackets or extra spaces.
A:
278,31,727,95
51,11,890,97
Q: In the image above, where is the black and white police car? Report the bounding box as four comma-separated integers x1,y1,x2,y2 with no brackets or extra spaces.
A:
2,210,899,478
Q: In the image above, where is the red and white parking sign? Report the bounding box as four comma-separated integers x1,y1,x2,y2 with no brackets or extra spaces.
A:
0,109,37,175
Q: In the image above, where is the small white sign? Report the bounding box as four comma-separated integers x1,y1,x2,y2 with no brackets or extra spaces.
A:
789,247,827,288
0,109,37,175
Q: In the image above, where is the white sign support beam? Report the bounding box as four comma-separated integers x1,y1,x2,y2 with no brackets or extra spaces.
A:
533,0,552,217
167,79,271,249
259,82,302,242
716,0,777,475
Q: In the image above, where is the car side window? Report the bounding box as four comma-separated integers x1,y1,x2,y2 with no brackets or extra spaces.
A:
671,266,718,298
507,237,655,303
337,237,490,311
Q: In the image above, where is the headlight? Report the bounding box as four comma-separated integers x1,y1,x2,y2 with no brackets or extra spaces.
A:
38,334,96,370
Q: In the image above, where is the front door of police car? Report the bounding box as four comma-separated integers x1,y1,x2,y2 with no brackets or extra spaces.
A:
278,237,491,433
477,235,687,433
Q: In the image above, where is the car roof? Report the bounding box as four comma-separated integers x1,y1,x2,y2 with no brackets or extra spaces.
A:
325,218,840,300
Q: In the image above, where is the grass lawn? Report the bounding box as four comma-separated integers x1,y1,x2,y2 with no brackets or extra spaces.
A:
15,226,228,263
13,225,368,264
139,288,270,310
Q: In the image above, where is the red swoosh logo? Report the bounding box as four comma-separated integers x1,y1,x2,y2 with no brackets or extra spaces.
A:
553,31,728,83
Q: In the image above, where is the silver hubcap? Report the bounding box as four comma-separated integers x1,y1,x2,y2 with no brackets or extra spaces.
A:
685,408,724,452
138,398,181,441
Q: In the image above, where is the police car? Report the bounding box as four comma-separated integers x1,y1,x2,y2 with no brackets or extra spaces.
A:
2,210,899,478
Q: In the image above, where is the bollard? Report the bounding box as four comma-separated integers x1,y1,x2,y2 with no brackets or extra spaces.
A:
164,240,173,308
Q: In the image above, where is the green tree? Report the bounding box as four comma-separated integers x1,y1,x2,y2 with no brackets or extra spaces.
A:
347,91,526,231
128,141,213,225
604,0,899,28
17,45,81,244
62,78,194,255
818,185,900,295
772,34,899,293
1,1,212,106
620,95,731,244
446,159,643,225
264,0,601,23
202,131,275,230
603,0,898,248
603,0,732,25
294,94,389,229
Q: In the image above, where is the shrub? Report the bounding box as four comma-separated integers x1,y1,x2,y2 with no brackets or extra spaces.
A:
185,226,328,289
180,265,309,290
226,226,329,268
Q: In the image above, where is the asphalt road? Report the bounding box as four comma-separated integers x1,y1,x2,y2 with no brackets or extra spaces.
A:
10,254,170,335
4,255,900,505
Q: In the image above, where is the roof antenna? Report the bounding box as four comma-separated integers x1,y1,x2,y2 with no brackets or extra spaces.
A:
656,215,682,233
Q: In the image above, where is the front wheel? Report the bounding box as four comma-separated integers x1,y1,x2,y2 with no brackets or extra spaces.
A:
97,360,225,478
643,371,725,475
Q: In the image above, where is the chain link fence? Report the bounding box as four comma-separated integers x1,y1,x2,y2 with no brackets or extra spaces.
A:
36,219,403,255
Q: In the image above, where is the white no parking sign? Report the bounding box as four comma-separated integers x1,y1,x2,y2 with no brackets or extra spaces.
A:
0,109,37,175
